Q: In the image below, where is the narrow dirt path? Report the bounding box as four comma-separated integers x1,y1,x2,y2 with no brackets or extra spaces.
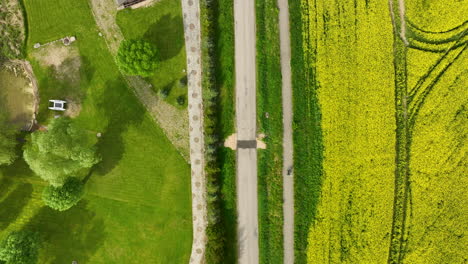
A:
277,0,294,263
88,0,190,161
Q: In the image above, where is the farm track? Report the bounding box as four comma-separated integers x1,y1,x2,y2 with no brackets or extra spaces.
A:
388,0,467,262
88,0,190,161
277,0,294,263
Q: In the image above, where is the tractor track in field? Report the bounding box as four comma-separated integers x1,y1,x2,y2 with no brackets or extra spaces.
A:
387,0,467,262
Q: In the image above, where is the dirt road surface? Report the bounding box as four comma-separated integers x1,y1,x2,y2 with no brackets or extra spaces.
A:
277,0,294,263
234,0,259,262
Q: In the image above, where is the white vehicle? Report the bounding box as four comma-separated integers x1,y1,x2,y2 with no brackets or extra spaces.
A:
48,100,67,111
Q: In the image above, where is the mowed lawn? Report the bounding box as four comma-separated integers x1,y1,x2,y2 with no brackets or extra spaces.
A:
116,0,187,108
0,0,192,263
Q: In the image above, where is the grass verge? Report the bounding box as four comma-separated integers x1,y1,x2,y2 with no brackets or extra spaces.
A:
289,1,324,263
255,0,283,263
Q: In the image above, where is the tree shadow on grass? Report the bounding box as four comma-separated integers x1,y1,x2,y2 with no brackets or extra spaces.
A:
0,183,33,229
94,79,146,176
144,14,184,61
24,201,105,264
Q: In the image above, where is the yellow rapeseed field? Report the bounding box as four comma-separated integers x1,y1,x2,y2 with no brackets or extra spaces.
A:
404,1,467,262
406,51,467,263
300,0,467,262
406,0,468,32
303,0,395,262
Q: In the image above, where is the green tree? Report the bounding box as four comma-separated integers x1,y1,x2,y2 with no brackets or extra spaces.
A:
42,177,84,211
23,117,100,186
116,40,158,77
0,110,17,166
0,231,39,264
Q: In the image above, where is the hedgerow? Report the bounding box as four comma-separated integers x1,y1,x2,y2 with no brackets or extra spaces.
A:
199,0,236,263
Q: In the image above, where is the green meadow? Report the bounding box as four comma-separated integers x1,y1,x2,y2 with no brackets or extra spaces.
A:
0,0,192,262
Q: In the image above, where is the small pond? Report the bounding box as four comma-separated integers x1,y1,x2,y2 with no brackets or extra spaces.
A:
0,65,35,130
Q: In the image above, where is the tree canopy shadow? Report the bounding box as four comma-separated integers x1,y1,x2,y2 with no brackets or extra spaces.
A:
24,200,105,264
94,79,146,176
0,183,33,229
144,14,184,61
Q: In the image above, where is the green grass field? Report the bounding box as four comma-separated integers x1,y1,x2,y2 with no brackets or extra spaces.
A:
116,1,188,108
255,0,283,263
288,1,324,263
0,0,192,262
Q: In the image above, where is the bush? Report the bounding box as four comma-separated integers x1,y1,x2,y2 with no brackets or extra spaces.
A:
23,117,100,187
0,230,39,264
42,177,84,211
116,39,158,77
176,95,185,105
158,87,170,99
178,75,188,88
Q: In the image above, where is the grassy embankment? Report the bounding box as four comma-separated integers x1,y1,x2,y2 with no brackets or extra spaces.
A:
116,1,188,108
255,0,283,263
301,0,396,263
199,0,237,263
288,1,324,263
0,0,192,262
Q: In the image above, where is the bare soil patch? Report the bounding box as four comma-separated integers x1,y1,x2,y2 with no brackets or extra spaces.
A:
32,43,80,68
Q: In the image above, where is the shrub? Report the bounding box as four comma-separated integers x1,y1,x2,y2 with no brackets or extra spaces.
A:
176,95,185,106
42,177,84,211
178,75,188,88
0,230,39,264
116,39,158,77
158,87,170,99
